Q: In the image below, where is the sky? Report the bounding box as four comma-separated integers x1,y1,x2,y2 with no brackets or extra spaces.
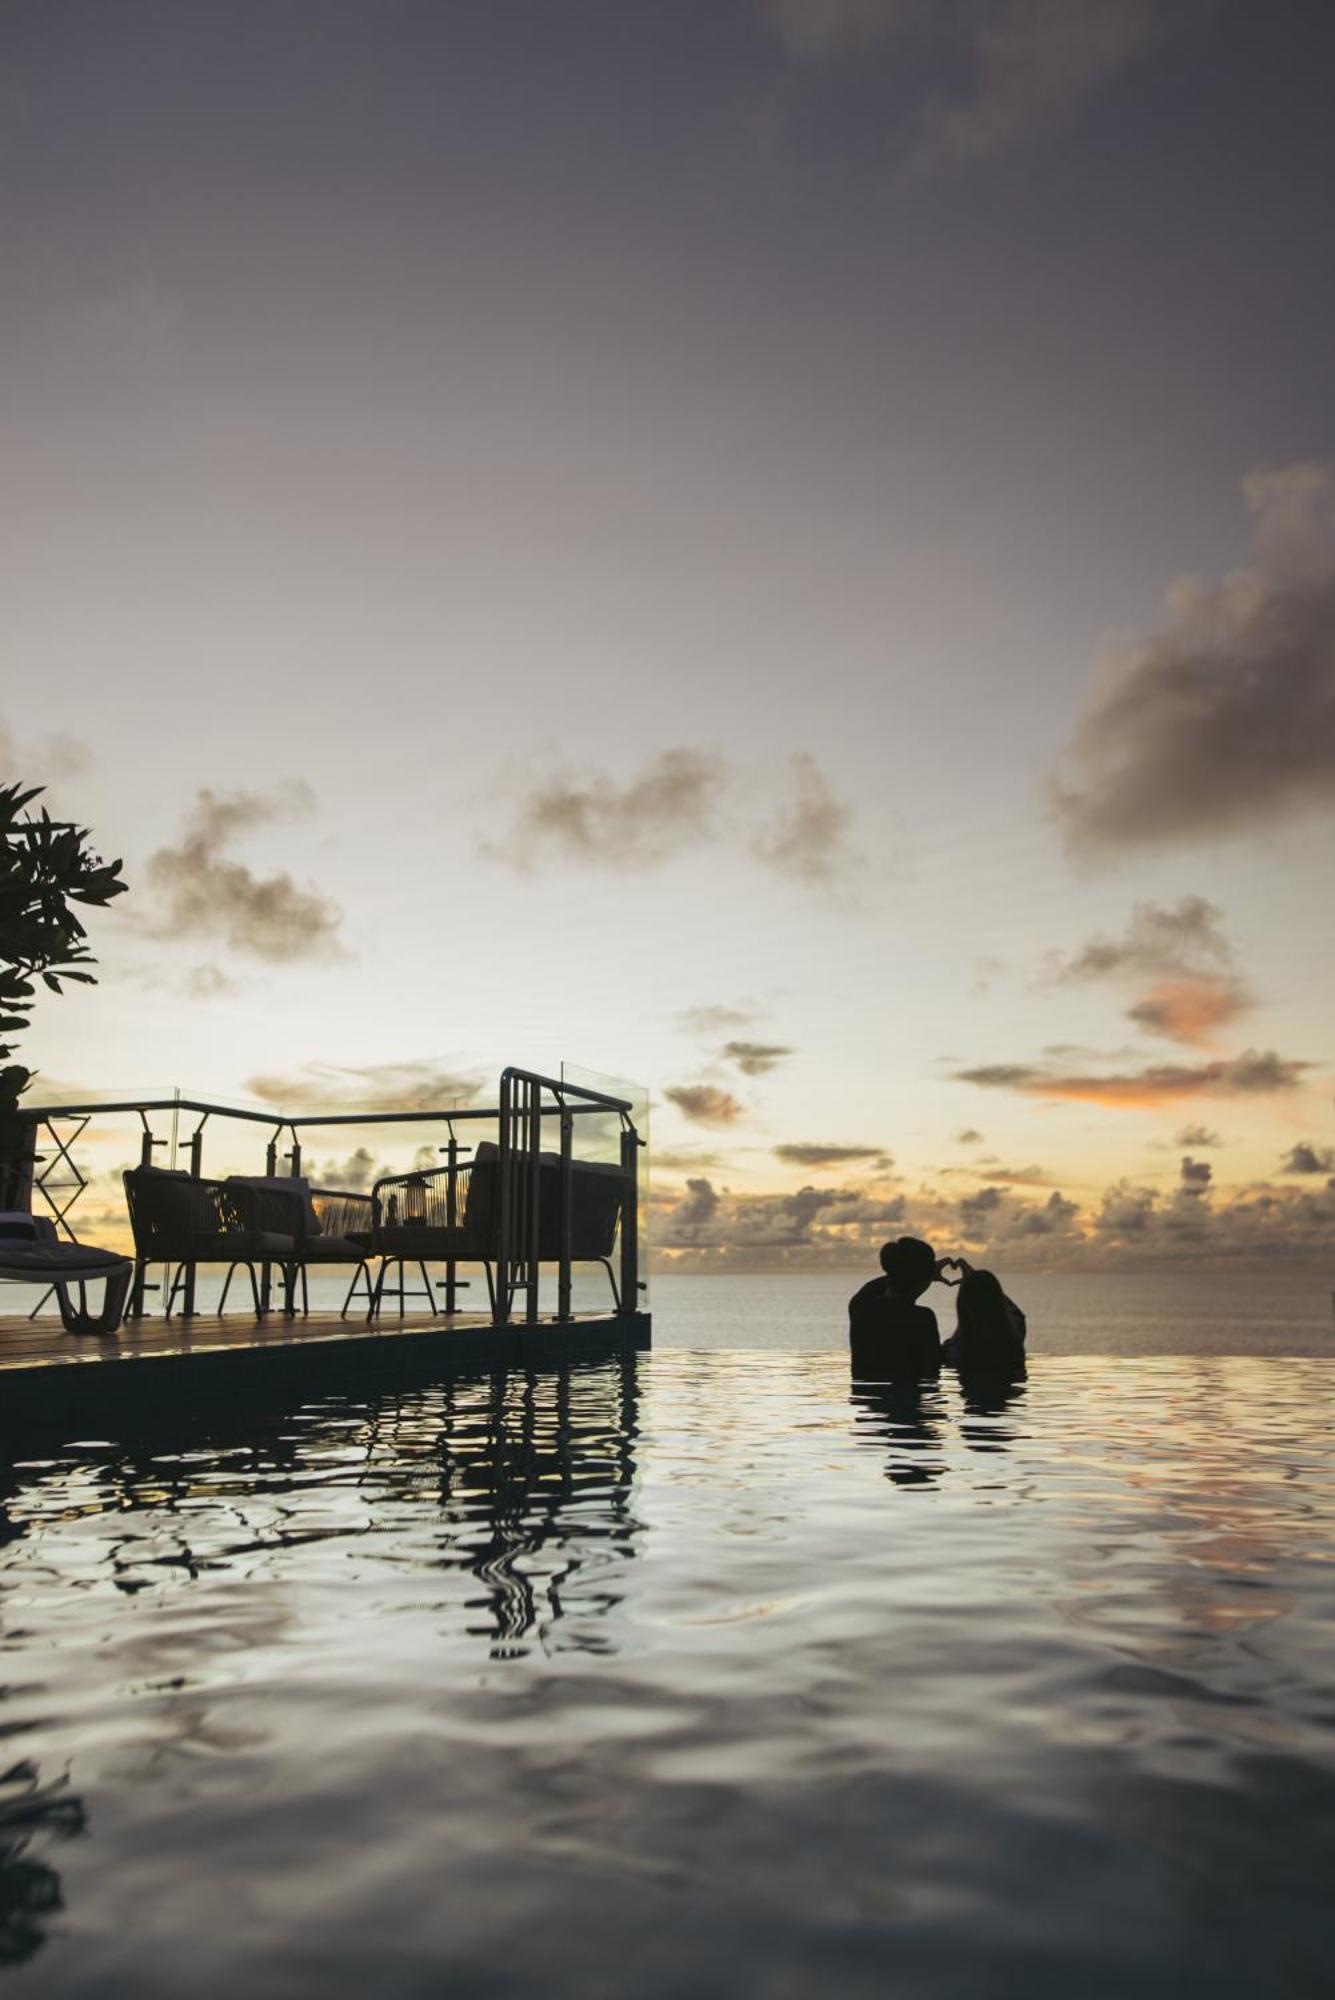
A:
4,0,1335,1270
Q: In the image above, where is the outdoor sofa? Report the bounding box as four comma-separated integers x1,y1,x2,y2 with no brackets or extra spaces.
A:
368,1139,625,1318
122,1167,377,1319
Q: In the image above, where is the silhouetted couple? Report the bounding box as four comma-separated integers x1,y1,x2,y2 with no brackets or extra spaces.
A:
848,1236,1026,1384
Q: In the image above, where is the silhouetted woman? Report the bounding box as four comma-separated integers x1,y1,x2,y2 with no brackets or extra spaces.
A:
941,1263,1027,1378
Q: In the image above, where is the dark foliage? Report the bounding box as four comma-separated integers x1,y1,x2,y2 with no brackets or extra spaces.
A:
0,781,127,1112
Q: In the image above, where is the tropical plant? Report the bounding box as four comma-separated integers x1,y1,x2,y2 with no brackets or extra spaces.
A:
0,780,127,1115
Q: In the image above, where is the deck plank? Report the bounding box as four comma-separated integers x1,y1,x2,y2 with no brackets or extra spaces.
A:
0,1307,631,1373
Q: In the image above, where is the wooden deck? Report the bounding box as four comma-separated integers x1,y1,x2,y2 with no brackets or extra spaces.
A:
0,1305,652,1437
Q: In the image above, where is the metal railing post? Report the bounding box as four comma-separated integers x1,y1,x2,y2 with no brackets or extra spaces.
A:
619,1122,639,1317
444,1135,459,1314
526,1078,542,1323
496,1072,512,1325
182,1117,207,1319
131,1117,165,1318
256,1127,283,1315
557,1104,573,1323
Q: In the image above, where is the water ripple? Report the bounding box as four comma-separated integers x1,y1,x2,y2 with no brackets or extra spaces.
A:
1,1352,1333,1996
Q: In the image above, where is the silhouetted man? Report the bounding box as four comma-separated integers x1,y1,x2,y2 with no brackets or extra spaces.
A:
848,1237,941,1381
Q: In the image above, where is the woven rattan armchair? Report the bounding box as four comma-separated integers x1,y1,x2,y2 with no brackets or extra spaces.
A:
224,1178,378,1318
125,1169,380,1320
123,1167,298,1318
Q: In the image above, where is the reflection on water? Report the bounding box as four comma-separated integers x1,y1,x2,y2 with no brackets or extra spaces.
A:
1,1352,1334,1998
850,1380,950,1485
0,1765,85,1967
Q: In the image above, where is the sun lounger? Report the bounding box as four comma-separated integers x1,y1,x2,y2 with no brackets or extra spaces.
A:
0,1211,132,1335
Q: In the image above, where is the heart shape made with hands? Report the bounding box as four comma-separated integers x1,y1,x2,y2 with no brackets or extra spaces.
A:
935,1257,965,1286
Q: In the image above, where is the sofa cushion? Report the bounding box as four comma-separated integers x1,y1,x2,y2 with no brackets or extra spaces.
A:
227,1176,322,1236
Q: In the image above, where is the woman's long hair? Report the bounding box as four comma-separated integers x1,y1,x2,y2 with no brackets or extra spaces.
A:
953,1269,1025,1372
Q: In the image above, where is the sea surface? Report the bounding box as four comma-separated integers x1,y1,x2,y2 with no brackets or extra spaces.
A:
3,1278,1335,1994
650,1267,1335,1354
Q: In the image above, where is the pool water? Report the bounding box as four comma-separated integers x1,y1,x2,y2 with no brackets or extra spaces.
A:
4,1351,1335,1997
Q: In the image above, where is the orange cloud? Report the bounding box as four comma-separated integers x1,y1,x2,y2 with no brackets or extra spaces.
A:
1126,976,1250,1048
954,1049,1311,1109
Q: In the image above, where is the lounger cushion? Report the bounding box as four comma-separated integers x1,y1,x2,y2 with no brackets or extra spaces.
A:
0,1210,49,1243
0,1241,130,1278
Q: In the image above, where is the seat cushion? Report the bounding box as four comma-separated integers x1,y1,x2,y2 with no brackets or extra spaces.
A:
227,1177,320,1235
247,1231,299,1258
0,1241,130,1278
294,1236,371,1263
377,1225,476,1259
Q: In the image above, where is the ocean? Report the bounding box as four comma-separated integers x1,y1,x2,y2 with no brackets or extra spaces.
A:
3,1276,1333,1996
648,1267,1335,1355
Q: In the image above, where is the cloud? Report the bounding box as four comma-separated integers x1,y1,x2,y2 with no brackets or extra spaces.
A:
652,1158,1335,1272
670,1178,723,1234
1091,1173,1335,1261
145,784,343,962
658,1176,864,1252
246,1060,483,1115
487,747,851,887
971,1163,1052,1186
1049,896,1233,983
678,1003,761,1036
1279,1142,1335,1176
1054,464,1335,852
316,1146,381,1192
183,963,240,1000
723,1040,794,1076
954,1128,984,1145
664,1084,746,1127
953,1064,1037,1089
1125,979,1249,1048
958,1184,1079,1244
773,1142,892,1168
1046,897,1250,1047
1175,1124,1222,1147
759,0,1213,177
952,1048,1312,1108
0,713,92,786
654,1146,728,1173
486,748,727,871
958,1184,1004,1236
750,752,853,886
1179,1155,1212,1188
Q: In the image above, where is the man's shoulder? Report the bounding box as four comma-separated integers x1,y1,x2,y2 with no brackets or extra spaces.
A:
848,1276,887,1310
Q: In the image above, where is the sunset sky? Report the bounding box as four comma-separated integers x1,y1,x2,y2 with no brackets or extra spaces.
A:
5,0,1335,1268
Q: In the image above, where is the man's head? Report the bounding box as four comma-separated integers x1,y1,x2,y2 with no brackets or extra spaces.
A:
878,1236,937,1300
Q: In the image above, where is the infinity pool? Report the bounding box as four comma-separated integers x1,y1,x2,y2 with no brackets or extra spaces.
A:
4,1352,1334,1997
